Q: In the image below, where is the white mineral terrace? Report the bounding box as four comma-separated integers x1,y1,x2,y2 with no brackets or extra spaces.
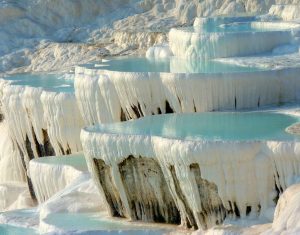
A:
75,58,300,126
0,74,83,181
2,4,300,234
29,154,87,204
170,19,300,60
81,112,300,230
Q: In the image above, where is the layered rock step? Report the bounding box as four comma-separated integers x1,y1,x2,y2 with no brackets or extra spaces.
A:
170,16,299,60
81,112,300,229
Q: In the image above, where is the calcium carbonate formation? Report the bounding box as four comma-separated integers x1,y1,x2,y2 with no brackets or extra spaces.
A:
2,4,300,233
79,112,300,229
0,78,84,199
29,154,87,204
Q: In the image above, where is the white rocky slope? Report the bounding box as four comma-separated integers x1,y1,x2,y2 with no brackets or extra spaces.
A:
1,0,300,73
2,0,300,234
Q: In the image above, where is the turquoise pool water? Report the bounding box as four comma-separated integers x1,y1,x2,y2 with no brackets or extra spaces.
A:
89,112,300,141
44,212,172,234
32,154,87,171
90,57,264,73
195,15,256,29
0,211,171,234
3,73,74,92
0,225,37,235
202,22,289,33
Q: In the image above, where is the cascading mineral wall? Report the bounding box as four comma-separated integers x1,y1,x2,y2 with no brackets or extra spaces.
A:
0,82,83,160
0,79,84,199
81,127,300,229
29,154,87,203
0,121,25,184
0,80,26,184
169,28,293,60
75,66,300,125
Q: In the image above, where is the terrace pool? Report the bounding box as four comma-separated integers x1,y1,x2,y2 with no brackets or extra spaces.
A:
88,112,300,141
194,21,300,33
0,225,37,235
31,154,87,171
89,56,264,73
42,212,174,234
3,73,74,93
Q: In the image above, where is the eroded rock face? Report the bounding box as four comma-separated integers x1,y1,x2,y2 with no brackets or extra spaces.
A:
25,128,56,161
90,155,227,230
119,156,180,224
169,165,198,228
93,158,125,217
189,163,226,229
168,164,226,229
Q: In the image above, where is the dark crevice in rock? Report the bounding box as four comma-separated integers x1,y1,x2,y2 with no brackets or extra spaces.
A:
0,113,3,122
131,103,143,118
25,135,35,160
65,144,71,155
93,158,125,217
165,100,174,113
177,96,182,110
233,202,240,218
120,108,127,121
119,156,180,224
193,100,197,112
274,177,281,204
57,142,66,155
26,127,56,159
246,206,251,216
228,201,233,215
257,204,261,213
169,165,197,229
42,129,55,156
273,166,284,204
31,126,42,157
26,175,37,202
190,163,226,229
157,107,162,114
17,144,37,201
234,96,237,110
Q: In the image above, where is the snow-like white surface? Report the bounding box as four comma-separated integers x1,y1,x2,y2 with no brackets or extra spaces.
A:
216,50,300,69
29,154,87,203
75,65,300,125
0,182,34,212
1,171,174,235
169,23,296,60
263,184,300,234
2,1,300,73
0,173,105,234
0,121,25,184
146,44,173,59
81,111,300,229
0,80,83,166
2,1,300,234
269,4,300,21
38,173,105,234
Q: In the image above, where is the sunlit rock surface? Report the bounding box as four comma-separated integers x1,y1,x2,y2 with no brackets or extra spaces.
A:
75,58,300,126
29,154,87,203
169,19,299,60
81,112,300,229
266,184,300,234
2,1,300,73
2,1,300,234
269,4,300,20
0,73,84,201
